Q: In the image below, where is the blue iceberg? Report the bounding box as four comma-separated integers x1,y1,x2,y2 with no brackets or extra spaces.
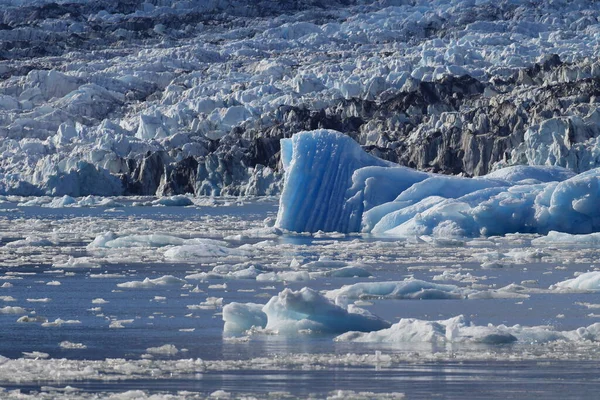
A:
275,129,600,237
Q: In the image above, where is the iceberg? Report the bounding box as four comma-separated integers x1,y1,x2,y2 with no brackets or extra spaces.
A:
223,287,390,334
276,130,600,237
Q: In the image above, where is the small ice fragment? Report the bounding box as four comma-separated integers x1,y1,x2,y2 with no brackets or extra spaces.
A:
146,344,178,355
59,341,87,349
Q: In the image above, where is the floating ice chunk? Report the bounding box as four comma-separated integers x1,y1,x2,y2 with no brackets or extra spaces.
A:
223,302,267,333
256,271,311,282
223,287,390,335
532,231,600,246
336,318,448,343
336,315,516,344
88,233,187,248
309,266,372,279
43,195,77,208
210,390,232,399
92,298,109,304
262,287,390,334
52,257,100,269
87,231,117,249
164,240,246,261
467,284,530,299
60,341,87,349
300,260,348,270
326,279,465,301
17,315,47,323
109,319,134,328
208,283,227,290
146,344,178,355
185,265,266,281
552,271,600,291
5,236,54,248
0,296,15,302
0,306,26,314
117,275,187,289
337,314,600,345
46,281,61,286
187,297,223,310
41,318,81,327
152,195,194,207
22,351,49,359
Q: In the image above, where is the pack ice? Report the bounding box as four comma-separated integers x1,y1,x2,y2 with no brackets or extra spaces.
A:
275,129,600,237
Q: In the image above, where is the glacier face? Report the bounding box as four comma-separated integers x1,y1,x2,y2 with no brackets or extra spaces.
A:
276,129,600,237
3,0,600,195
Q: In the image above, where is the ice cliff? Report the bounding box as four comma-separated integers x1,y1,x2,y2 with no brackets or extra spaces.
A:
3,0,600,195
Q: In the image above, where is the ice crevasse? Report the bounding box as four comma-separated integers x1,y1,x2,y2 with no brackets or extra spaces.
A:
274,129,600,237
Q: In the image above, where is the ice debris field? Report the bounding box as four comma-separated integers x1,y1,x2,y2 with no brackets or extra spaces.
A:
3,0,600,398
1,190,600,398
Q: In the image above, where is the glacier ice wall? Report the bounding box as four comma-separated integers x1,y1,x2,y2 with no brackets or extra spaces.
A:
2,0,600,195
275,129,600,237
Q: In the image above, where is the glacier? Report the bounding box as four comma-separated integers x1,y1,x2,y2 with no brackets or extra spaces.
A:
276,129,600,237
2,0,600,197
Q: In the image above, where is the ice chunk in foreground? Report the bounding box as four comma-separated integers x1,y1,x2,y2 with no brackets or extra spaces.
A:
223,287,390,334
276,129,599,237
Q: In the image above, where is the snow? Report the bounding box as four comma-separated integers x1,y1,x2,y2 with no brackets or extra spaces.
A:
276,130,600,237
